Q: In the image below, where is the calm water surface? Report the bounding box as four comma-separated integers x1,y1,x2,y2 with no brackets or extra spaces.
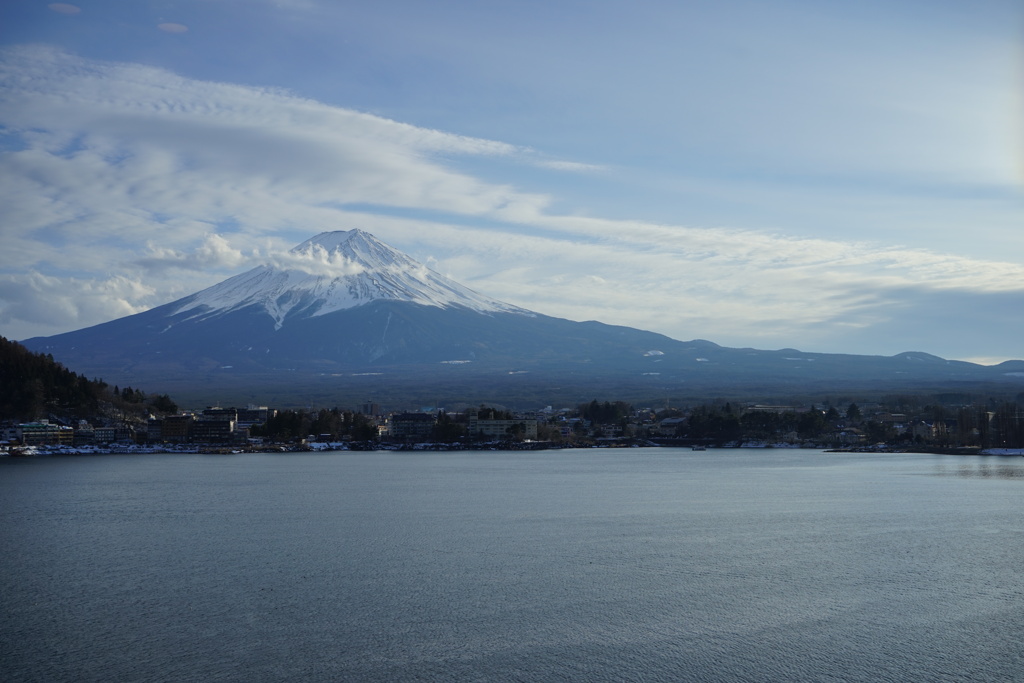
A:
2,449,1022,682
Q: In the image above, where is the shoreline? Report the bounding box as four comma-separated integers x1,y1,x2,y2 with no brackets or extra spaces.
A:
4,442,1022,457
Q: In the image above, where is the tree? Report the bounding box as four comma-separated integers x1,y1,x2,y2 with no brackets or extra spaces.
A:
864,420,895,444
685,405,741,442
797,409,827,439
477,405,512,420
578,399,631,424
431,411,466,442
351,413,379,441
506,422,526,440
0,335,104,420
150,394,178,414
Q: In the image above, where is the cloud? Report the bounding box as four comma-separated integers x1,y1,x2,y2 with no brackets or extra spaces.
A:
0,271,154,338
267,245,366,278
47,4,80,15
0,46,1022,362
157,23,189,34
537,160,607,173
382,213,1024,358
0,45,552,263
136,234,253,273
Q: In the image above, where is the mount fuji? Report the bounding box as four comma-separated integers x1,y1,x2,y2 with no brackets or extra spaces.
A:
21,230,1024,406
175,230,530,330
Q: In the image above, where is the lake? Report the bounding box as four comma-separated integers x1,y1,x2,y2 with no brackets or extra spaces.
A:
2,448,1022,682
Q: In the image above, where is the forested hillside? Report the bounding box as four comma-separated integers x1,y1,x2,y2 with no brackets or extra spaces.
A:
0,336,176,422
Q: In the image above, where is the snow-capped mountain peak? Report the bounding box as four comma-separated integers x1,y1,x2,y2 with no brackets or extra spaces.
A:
174,230,528,329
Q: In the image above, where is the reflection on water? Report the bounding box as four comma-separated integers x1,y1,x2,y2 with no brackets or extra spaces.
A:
932,460,1024,479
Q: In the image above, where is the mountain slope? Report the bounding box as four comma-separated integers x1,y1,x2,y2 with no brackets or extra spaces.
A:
174,229,528,329
21,230,1024,406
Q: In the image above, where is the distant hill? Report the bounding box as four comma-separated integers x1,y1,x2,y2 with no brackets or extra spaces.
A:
21,230,1024,408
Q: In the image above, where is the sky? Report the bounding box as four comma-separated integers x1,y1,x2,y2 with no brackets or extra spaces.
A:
1,0,1022,364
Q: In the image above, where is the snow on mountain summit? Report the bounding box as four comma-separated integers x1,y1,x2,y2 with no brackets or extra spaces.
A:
175,230,529,329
